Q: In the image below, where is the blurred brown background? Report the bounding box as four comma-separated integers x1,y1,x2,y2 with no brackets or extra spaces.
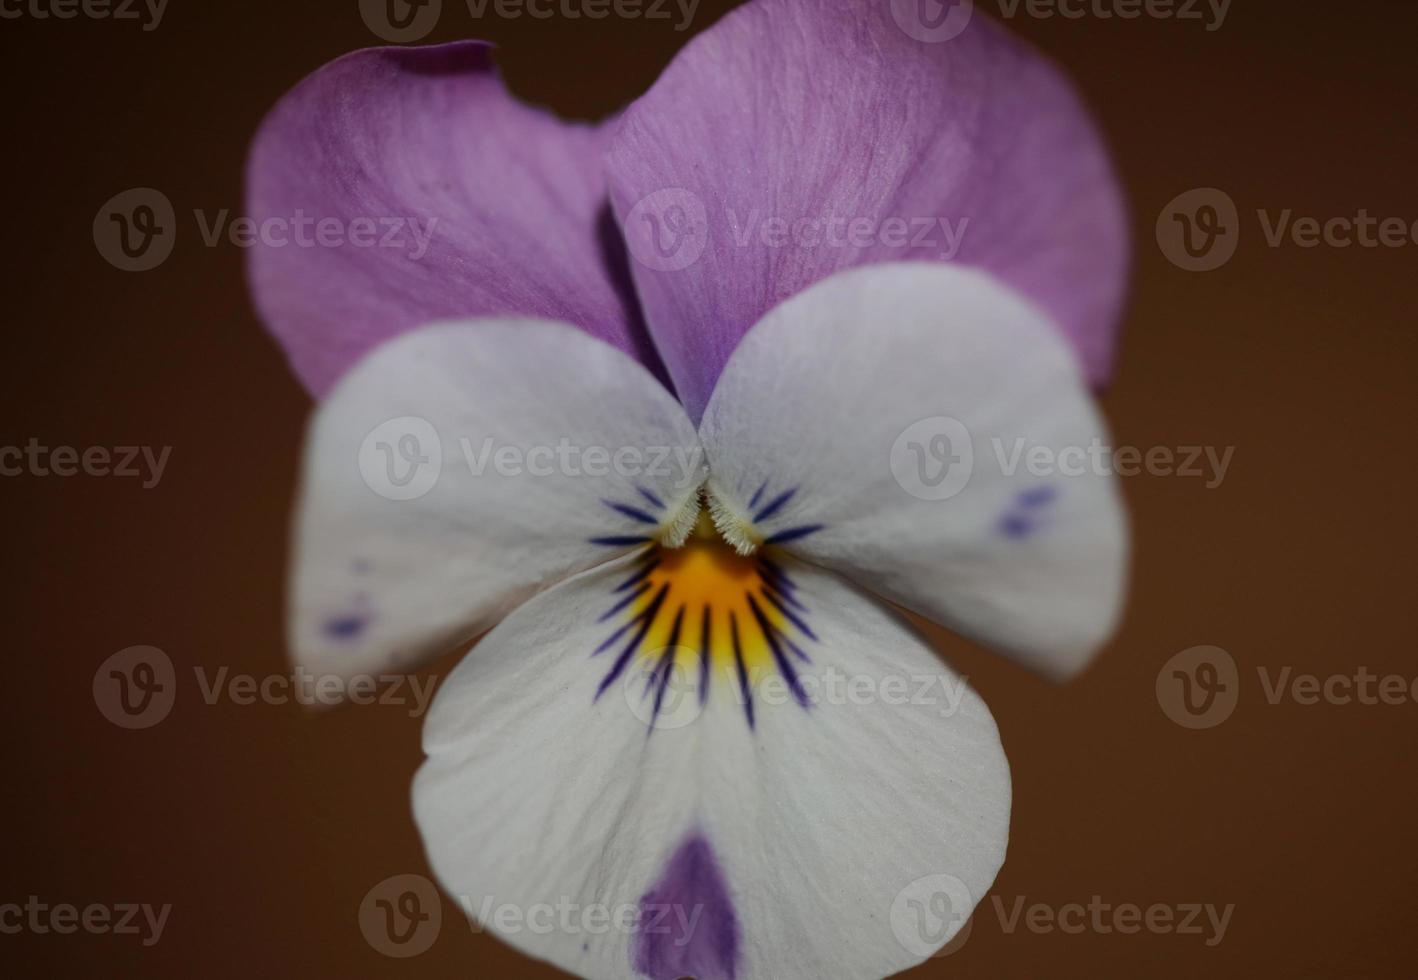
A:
2,0,1415,976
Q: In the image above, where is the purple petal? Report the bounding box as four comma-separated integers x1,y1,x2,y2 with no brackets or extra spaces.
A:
247,41,661,398
605,0,1129,420
634,833,741,980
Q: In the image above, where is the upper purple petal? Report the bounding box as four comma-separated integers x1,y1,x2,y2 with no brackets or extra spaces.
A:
247,40,661,398
605,0,1130,421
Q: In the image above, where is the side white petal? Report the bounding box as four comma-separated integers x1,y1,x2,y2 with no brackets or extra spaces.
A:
415,554,1009,980
699,262,1129,679
290,319,702,680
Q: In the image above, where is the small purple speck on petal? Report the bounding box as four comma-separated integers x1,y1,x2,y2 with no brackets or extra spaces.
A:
634,834,741,980
1018,485,1058,508
1000,514,1035,538
324,614,368,640
1001,485,1058,537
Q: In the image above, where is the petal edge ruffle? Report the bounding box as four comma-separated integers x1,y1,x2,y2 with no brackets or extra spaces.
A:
248,41,662,397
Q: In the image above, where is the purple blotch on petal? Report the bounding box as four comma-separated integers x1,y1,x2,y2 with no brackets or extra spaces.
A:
1001,484,1058,537
634,834,741,980
1000,513,1036,538
324,614,368,640
1018,485,1059,508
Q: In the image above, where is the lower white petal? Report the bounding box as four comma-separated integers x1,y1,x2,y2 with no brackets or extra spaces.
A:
698,262,1129,679
290,319,701,681
415,528,1009,980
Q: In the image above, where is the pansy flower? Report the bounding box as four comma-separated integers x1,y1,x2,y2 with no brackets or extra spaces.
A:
247,1,1129,977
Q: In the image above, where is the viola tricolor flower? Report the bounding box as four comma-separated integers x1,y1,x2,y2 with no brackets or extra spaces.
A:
247,1,1129,977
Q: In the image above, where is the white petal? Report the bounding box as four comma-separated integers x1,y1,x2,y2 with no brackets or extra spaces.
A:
699,263,1128,679
415,549,1008,980
290,319,702,680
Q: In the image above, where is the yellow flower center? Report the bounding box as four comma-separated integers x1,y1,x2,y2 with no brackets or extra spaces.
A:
597,510,816,727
